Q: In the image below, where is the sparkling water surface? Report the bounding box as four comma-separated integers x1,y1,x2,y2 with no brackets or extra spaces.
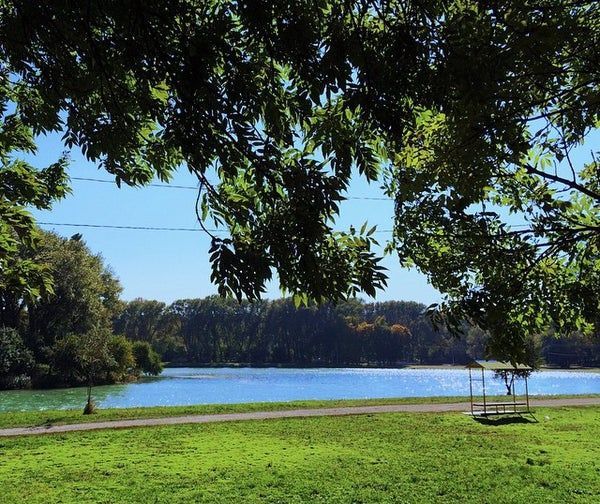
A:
0,367,598,412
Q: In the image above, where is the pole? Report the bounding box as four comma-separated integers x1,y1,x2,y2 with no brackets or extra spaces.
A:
512,372,516,412
482,368,487,415
469,368,473,414
525,374,530,412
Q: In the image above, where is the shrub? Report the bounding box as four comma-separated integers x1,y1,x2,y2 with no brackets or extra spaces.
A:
0,328,34,389
108,335,135,381
132,341,163,375
50,334,83,386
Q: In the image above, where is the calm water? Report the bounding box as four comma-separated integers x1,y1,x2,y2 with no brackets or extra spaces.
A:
0,367,598,412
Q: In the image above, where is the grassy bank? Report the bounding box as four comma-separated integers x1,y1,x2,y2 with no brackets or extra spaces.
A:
1,394,599,429
0,406,598,503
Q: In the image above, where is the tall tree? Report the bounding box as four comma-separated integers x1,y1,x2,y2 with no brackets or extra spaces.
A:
111,295,598,368
1,1,599,359
114,299,168,343
0,229,123,388
24,232,122,354
113,298,184,359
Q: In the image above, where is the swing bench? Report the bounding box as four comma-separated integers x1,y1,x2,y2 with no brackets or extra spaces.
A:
465,360,532,417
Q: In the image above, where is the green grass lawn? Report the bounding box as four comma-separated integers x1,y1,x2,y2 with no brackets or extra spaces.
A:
0,406,598,503
0,396,462,428
2,394,599,429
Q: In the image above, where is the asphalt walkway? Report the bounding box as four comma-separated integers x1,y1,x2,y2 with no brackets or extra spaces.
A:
1,396,598,437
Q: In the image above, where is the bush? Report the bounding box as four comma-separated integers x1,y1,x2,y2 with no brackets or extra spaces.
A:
108,335,135,381
50,334,83,386
132,341,163,375
32,363,52,386
48,330,132,387
0,328,34,389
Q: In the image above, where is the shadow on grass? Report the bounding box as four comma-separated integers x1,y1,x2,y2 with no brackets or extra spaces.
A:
474,414,538,426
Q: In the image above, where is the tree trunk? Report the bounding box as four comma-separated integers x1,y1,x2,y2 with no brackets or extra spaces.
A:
503,374,513,395
83,376,94,414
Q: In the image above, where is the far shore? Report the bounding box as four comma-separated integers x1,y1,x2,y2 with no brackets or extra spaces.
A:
163,362,600,372
407,364,600,372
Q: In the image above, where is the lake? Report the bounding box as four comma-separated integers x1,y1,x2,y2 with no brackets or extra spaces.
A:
0,367,598,412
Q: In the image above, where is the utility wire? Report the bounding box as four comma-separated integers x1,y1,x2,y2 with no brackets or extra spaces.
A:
38,221,395,234
71,177,204,191
70,176,393,201
39,220,537,236
38,222,222,233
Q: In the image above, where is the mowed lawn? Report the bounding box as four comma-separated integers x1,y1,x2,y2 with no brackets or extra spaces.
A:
0,407,598,503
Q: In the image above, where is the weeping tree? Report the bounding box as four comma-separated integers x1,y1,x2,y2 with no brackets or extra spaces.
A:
1,1,599,361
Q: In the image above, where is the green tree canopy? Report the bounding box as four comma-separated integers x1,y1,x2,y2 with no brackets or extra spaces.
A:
132,341,164,376
1,1,599,359
0,230,164,391
0,67,70,311
0,327,33,388
113,298,184,360
24,232,123,353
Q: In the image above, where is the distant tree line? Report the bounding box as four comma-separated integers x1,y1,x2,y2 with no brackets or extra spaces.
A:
114,297,459,366
2,232,598,392
114,297,600,369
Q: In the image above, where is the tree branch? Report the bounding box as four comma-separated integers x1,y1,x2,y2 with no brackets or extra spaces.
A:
525,164,600,202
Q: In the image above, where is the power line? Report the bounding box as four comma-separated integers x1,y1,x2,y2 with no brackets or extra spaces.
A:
38,221,394,234
38,222,222,233
70,176,393,201
71,177,203,191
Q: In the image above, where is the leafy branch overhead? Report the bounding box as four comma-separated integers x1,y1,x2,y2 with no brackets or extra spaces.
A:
1,0,389,305
1,1,599,358
0,69,70,302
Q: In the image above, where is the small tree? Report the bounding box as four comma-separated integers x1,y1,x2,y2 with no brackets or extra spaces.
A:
494,369,532,396
79,329,114,414
489,334,543,395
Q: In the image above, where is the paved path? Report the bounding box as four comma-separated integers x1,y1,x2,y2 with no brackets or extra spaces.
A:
1,397,598,437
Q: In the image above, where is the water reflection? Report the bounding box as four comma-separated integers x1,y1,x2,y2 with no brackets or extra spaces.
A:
0,367,598,412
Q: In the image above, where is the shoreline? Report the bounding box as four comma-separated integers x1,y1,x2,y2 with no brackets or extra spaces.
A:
1,393,599,430
406,364,600,372
164,362,600,372
4,396,600,438
1,365,598,396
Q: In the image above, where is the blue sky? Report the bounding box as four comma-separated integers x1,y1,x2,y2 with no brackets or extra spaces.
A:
28,133,442,305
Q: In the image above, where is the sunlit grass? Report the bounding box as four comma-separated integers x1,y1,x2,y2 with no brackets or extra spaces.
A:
1,394,599,429
0,406,598,503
